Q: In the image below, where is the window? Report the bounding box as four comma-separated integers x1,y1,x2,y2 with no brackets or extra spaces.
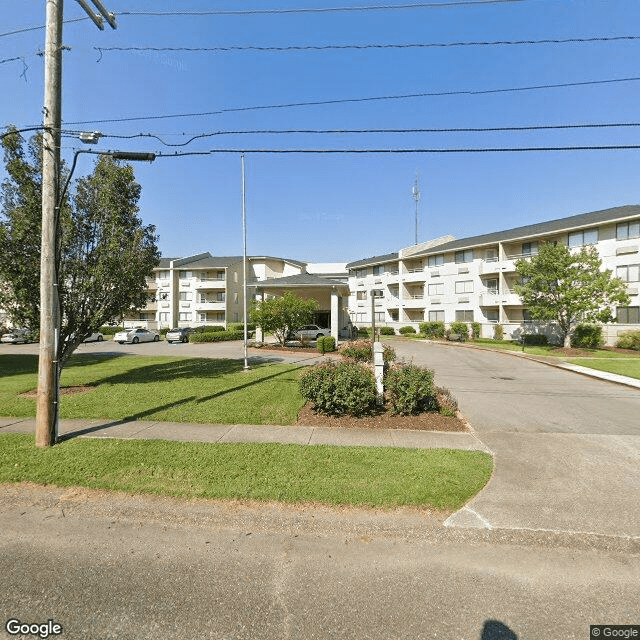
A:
356,291,367,300
355,268,367,278
179,270,193,279
485,309,499,323
522,241,538,256
617,306,640,324
484,278,498,293
159,312,169,322
234,272,238,283
485,248,498,261
523,309,532,322
568,228,598,247
216,292,226,302
234,312,239,322
159,292,169,300
455,280,474,294
179,292,192,301
157,270,170,279
616,265,640,282
213,312,225,322
455,310,474,322
356,313,366,323
217,271,225,280
617,221,640,241
372,265,383,276
198,293,206,303
454,249,473,264
429,310,444,322
428,283,444,296
427,254,444,267
234,293,239,304
374,312,385,322
178,312,191,321
371,289,384,299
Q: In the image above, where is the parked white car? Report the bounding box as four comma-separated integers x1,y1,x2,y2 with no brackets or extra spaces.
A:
1,329,31,344
82,332,104,343
292,325,330,340
113,327,160,344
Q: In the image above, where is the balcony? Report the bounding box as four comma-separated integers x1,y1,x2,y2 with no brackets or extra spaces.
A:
142,302,157,311
402,268,427,282
195,301,226,311
401,295,426,308
479,290,522,306
195,278,226,289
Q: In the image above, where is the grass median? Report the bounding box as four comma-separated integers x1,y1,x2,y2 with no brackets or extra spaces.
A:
567,358,640,380
0,433,492,510
0,354,306,425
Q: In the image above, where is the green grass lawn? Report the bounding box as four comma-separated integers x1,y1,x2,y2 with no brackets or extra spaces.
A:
0,433,493,510
0,354,306,425
468,339,640,359
567,358,640,380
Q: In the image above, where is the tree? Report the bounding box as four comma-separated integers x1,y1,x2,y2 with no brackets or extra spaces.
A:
250,292,318,346
0,128,160,369
513,241,629,347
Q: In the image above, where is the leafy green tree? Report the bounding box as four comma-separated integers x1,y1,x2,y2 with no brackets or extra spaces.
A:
250,292,318,346
0,128,160,368
514,242,629,347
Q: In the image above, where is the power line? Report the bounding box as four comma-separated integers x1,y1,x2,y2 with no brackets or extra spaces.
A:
0,16,89,39
119,0,527,18
60,122,640,147
93,35,640,59
61,75,640,126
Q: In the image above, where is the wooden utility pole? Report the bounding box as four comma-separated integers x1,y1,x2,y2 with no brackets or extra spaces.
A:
36,0,64,447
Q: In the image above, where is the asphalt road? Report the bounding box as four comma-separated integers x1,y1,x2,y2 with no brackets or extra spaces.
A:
1,485,638,640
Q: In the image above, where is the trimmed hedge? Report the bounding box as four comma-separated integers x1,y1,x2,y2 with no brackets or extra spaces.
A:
571,323,603,348
189,330,244,343
449,322,468,338
228,322,256,333
419,321,445,339
298,361,376,416
380,326,395,336
340,340,396,363
99,326,124,336
493,324,504,341
385,365,437,416
522,334,548,346
316,335,336,353
194,325,225,333
471,322,481,339
399,326,416,335
616,330,640,351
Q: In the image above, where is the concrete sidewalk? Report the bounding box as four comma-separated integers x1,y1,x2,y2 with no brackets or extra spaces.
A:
0,416,491,452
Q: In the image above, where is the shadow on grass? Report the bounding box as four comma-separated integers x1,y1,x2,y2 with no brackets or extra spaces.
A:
0,353,127,379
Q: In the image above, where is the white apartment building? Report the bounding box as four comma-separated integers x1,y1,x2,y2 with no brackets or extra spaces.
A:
346,205,640,343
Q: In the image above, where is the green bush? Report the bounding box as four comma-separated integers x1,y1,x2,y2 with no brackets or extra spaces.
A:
189,330,244,343
357,327,372,337
435,386,459,417
228,322,256,333
571,323,603,348
159,327,170,336
399,326,416,335
385,365,437,416
449,322,468,338
493,324,504,341
316,335,336,354
298,361,376,416
99,325,124,336
471,322,481,339
419,321,445,339
522,334,548,346
340,340,395,363
380,326,395,336
615,330,640,351
194,325,225,333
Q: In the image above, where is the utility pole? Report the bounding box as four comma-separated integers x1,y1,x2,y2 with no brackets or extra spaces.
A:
412,172,420,245
36,0,116,447
36,0,64,447
241,154,250,371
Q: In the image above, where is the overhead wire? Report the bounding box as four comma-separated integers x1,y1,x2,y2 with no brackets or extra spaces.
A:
0,16,89,39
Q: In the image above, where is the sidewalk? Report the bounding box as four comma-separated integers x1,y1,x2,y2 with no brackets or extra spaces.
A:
0,416,491,452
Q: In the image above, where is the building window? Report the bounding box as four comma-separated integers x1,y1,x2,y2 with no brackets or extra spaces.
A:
356,291,367,300
234,272,238,283
523,309,532,322
234,312,239,322
428,283,444,296
485,248,498,261
485,309,499,323
372,265,383,276
355,268,367,278
429,310,444,322
374,312,385,322
356,313,366,323
455,280,474,294
371,289,384,298
159,292,169,300
214,312,225,322
521,241,538,256
427,254,444,267
159,312,169,322
216,292,226,302
455,310,474,322
234,293,239,304
484,278,498,293
617,306,640,324
616,265,640,282
454,249,473,264
198,293,206,303
179,292,192,301
617,221,640,241
178,312,191,321
157,270,170,279
217,271,225,280
568,228,598,248
179,270,193,279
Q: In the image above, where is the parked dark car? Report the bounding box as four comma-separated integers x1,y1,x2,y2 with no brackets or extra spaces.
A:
166,327,194,344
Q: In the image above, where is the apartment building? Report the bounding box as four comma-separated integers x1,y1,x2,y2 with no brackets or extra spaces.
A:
346,205,640,343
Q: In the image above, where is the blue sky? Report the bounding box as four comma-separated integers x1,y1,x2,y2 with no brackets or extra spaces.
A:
2,0,640,263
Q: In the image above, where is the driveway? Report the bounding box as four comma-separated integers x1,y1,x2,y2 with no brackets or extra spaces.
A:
390,340,640,538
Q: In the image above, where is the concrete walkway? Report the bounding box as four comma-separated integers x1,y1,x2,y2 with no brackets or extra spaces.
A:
0,416,490,452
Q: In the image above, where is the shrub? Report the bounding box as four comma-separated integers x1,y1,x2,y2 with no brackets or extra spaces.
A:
616,330,640,351
493,324,504,341
159,327,170,336
99,325,124,336
194,325,225,333
449,321,468,338
298,361,376,416
399,326,416,335
340,340,395,363
316,335,336,353
571,323,603,349
522,334,548,346
357,327,372,337
435,386,459,417
189,330,244,343
228,322,256,333
471,322,481,339
379,326,395,336
385,365,437,416
419,321,445,339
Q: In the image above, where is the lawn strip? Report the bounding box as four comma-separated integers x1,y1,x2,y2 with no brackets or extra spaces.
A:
0,434,492,510
566,358,640,380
